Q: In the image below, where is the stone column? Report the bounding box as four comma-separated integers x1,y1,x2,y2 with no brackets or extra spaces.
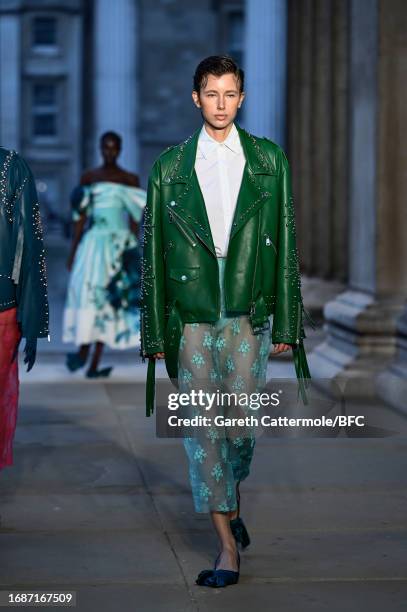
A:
287,0,312,269
0,11,21,150
287,0,349,281
243,0,287,147
93,0,138,171
311,0,333,279
375,0,407,412
309,0,407,402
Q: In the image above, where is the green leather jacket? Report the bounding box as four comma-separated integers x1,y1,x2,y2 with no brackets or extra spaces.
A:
140,123,312,415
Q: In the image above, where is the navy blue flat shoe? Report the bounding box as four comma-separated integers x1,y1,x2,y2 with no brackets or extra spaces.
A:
195,551,240,588
195,569,215,585
86,366,113,379
66,352,87,372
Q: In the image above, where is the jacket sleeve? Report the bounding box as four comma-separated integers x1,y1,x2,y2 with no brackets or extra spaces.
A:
271,148,305,346
140,159,165,356
11,154,49,340
272,149,313,403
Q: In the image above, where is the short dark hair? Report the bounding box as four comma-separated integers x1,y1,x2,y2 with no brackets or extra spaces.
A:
100,131,122,147
193,55,244,93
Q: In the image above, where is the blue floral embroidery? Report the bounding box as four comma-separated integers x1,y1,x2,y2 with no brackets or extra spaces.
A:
232,375,245,391
215,336,226,352
180,368,193,384
194,445,208,464
199,482,212,501
238,339,251,354
221,442,228,462
191,352,205,367
202,332,214,349
231,318,241,335
225,355,235,373
207,427,220,444
217,501,230,512
190,323,200,330
233,437,244,447
179,335,186,350
211,462,223,482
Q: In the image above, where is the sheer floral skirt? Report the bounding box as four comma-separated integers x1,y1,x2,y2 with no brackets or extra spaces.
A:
178,258,272,513
0,307,20,470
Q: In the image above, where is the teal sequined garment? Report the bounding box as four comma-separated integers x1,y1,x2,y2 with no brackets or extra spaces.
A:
179,258,273,514
0,148,48,340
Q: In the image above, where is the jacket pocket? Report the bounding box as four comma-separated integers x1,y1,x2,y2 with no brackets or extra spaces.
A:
169,266,200,283
250,291,270,334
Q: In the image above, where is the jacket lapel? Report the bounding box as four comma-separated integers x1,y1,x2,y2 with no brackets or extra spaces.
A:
163,127,217,256
228,123,276,241
162,122,277,257
162,128,199,185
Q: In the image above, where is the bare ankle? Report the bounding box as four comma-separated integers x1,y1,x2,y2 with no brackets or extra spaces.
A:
222,541,237,555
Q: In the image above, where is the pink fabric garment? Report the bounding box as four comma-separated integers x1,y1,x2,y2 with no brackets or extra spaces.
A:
0,307,20,470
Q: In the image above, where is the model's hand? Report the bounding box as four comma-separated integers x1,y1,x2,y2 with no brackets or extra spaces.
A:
272,343,292,355
150,352,165,359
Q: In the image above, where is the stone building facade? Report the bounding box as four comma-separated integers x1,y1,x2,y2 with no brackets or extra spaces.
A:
287,0,407,410
1,0,406,406
0,0,249,222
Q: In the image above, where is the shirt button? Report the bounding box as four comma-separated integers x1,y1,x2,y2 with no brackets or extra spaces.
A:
181,274,187,281
170,200,176,206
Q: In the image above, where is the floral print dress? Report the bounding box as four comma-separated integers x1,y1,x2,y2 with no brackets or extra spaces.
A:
63,181,146,348
179,257,273,513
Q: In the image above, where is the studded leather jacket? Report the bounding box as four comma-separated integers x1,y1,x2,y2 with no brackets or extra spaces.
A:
140,123,312,415
0,147,49,340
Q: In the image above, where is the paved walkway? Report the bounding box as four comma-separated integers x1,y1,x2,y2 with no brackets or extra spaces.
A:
1,360,407,611
1,239,406,610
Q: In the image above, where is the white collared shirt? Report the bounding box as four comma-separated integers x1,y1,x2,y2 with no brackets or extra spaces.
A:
194,123,246,257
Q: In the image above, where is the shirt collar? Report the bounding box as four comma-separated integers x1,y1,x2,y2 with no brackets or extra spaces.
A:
197,123,242,159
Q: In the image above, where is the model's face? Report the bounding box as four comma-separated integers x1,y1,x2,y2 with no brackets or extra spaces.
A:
192,73,245,130
101,137,121,164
